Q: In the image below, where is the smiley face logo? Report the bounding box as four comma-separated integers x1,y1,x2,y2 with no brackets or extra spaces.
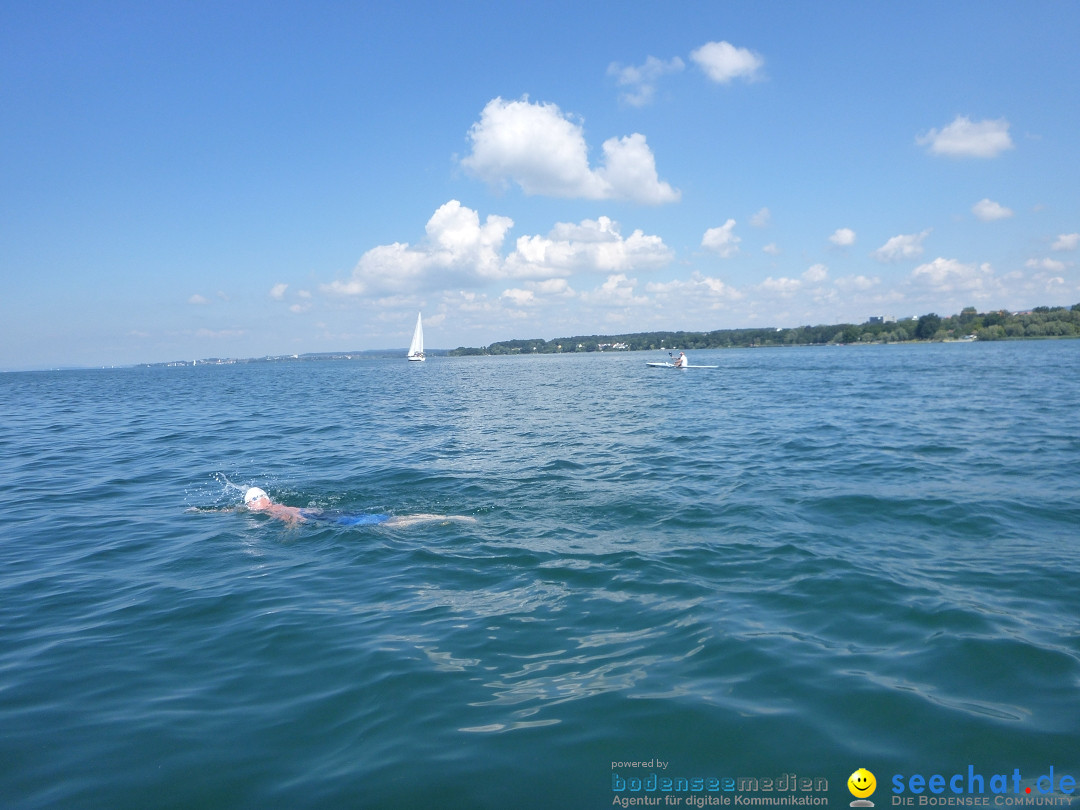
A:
848,768,877,799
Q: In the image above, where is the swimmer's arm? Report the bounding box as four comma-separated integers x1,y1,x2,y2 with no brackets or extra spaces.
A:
268,504,307,524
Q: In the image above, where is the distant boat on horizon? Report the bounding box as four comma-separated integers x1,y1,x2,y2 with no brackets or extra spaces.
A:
407,312,425,361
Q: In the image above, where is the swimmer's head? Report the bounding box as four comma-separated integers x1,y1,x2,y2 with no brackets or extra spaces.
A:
244,487,270,509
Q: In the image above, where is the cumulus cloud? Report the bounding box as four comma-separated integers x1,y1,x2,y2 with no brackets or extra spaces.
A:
911,258,995,293
702,219,741,257
763,243,780,255
581,274,650,307
834,275,880,292
1052,233,1079,251
461,96,680,204
646,272,743,302
972,198,1013,221
188,294,209,305
289,291,312,313
504,216,672,279
874,229,931,262
803,264,829,283
270,283,288,300
916,116,1014,158
601,133,682,204
1026,257,1067,272
324,202,672,297
829,228,856,246
608,56,685,106
501,288,535,307
426,198,515,278
323,200,513,296
525,278,575,297
758,276,802,297
690,41,764,83
750,207,771,228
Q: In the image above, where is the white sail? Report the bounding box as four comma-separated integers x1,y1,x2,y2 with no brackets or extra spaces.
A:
407,312,425,361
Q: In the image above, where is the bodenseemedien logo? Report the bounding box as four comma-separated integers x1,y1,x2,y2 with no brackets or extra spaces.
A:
849,768,878,807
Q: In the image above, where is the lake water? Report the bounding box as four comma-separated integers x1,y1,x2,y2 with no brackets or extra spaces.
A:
2,341,1078,809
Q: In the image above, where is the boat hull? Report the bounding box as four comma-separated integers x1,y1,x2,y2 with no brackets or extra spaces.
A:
646,362,718,368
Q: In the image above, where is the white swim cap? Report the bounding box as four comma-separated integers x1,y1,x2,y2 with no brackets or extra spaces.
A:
244,487,268,504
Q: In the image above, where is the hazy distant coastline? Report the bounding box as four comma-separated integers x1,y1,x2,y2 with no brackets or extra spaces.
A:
449,304,1080,356
28,304,1073,372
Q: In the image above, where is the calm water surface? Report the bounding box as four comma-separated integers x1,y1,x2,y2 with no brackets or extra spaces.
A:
1,341,1078,809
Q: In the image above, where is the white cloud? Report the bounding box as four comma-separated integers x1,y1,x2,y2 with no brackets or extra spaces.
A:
323,200,513,296
188,294,209,305
646,272,743,301
324,203,672,297
581,274,649,307
758,276,801,297
461,96,680,204
972,198,1013,221
608,56,685,107
834,275,880,292
690,41,764,83
829,227,856,246
874,229,931,262
600,133,682,204
328,243,426,296
763,243,780,256
803,264,829,283
285,289,312,313
750,207,771,228
526,278,575,297
916,116,1014,158
446,290,493,315
505,216,672,279
911,258,995,293
501,288,536,307
1052,233,1079,251
702,219,740,257
1026,257,1067,272
461,97,599,198
426,199,515,279
501,281,579,307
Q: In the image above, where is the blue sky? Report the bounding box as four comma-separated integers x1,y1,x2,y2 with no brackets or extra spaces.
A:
2,1,1078,369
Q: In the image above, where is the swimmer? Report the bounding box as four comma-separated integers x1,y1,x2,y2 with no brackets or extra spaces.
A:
242,487,475,528
243,487,306,524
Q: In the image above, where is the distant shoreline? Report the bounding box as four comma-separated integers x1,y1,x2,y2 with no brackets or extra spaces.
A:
8,305,1076,373
448,305,1080,356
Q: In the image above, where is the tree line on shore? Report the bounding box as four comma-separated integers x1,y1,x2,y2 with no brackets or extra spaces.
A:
449,304,1080,356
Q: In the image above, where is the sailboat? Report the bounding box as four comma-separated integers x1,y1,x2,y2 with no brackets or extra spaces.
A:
407,312,425,361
